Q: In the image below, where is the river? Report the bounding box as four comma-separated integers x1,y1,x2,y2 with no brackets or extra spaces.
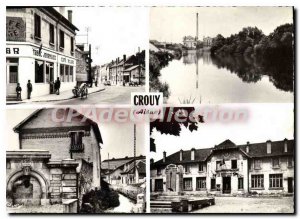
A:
159,50,294,104
105,192,137,213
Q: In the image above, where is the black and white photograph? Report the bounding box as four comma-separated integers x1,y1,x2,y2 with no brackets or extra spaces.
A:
6,108,146,213
150,105,294,213
6,7,146,105
150,7,294,104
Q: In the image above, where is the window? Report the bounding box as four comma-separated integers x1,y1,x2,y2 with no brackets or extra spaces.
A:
157,168,161,175
60,64,65,82
251,174,264,188
272,158,280,168
59,30,64,49
196,177,206,190
71,37,74,53
6,58,19,83
70,66,74,82
211,178,216,190
184,164,191,173
183,178,192,191
288,157,293,167
34,14,41,39
35,60,44,83
269,174,283,188
70,131,84,152
254,159,261,169
199,163,204,172
45,62,54,82
49,23,54,44
155,179,163,192
216,161,221,170
65,65,69,82
238,177,244,190
231,160,237,169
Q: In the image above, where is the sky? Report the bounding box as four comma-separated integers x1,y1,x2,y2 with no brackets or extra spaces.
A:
61,7,148,65
150,7,293,43
150,104,294,161
6,108,146,160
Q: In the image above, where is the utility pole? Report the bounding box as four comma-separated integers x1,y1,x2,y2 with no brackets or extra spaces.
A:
134,124,137,183
88,44,93,87
138,47,141,85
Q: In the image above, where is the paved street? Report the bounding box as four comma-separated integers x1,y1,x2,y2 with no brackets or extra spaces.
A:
193,196,294,213
20,85,144,105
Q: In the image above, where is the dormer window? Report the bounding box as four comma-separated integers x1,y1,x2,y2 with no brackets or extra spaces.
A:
70,131,84,152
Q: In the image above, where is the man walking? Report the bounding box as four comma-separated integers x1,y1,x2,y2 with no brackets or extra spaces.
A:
27,80,32,99
55,77,61,95
16,83,22,101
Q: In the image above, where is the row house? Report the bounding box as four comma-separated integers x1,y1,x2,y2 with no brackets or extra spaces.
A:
6,108,103,206
102,155,146,185
108,50,145,85
6,7,78,100
150,139,294,196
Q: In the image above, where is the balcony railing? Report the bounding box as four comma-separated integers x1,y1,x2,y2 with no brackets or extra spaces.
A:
70,143,84,153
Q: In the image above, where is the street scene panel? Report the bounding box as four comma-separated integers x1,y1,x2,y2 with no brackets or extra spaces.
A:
150,105,294,213
150,7,294,104
6,108,146,213
6,7,147,105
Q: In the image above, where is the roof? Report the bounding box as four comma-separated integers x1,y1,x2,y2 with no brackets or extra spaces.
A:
101,155,146,170
122,160,146,174
152,139,294,168
124,65,145,72
13,108,103,144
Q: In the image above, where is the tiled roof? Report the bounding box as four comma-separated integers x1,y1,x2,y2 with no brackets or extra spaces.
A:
102,155,146,171
152,139,294,168
124,65,145,72
122,160,146,174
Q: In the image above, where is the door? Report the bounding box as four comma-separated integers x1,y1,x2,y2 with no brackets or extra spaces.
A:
288,177,293,193
155,179,163,192
222,177,231,194
6,58,19,99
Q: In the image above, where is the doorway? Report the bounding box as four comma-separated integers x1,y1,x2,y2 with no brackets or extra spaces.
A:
222,177,231,194
6,58,19,99
288,177,293,193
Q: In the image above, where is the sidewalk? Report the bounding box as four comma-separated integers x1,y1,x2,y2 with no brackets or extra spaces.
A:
7,84,105,104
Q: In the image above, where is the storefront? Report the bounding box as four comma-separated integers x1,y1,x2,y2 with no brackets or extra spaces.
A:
6,42,76,100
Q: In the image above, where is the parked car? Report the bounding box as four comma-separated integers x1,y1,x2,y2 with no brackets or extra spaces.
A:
104,80,111,86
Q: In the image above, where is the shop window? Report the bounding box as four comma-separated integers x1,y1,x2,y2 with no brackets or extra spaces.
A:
183,178,192,191
49,23,54,44
65,65,69,82
60,64,65,82
251,174,264,188
45,62,54,83
269,174,283,188
196,177,206,190
59,30,64,49
7,58,19,83
70,66,74,82
238,177,244,189
35,60,44,83
34,14,41,39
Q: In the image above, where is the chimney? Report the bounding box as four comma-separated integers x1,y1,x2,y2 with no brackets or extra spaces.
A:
180,149,183,161
191,148,195,161
196,13,198,40
284,138,288,152
150,158,154,165
163,151,166,163
116,58,118,64
267,140,272,154
67,10,73,23
123,54,126,62
246,141,250,153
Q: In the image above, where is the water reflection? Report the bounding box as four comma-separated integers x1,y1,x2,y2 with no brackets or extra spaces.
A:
159,50,293,104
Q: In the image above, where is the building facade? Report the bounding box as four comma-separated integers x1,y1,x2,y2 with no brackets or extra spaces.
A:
150,139,294,196
75,44,88,84
203,36,213,47
6,7,78,100
6,108,103,206
183,36,197,49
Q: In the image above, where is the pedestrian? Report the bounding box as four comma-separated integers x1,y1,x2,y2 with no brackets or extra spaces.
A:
55,77,61,95
27,80,32,99
16,83,22,101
